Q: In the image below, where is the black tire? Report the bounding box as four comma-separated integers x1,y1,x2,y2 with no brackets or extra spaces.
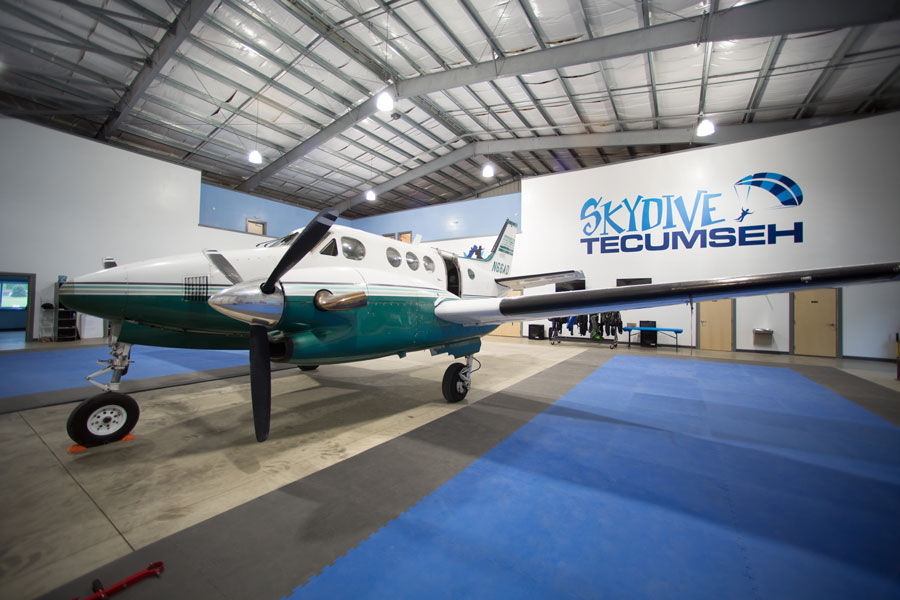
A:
298,365,319,371
442,363,468,403
66,392,140,447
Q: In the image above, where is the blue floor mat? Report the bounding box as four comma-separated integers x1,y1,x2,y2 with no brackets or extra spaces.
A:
0,346,249,398
287,356,900,599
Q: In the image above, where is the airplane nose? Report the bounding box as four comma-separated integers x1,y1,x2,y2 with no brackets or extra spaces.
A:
58,266,129,319
208,280,284,327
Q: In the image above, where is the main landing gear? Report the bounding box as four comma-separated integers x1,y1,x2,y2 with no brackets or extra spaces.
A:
442,354,479,403
67,340,140,447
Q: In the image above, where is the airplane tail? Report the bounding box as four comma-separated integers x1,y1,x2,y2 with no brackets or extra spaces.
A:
485,218,518,277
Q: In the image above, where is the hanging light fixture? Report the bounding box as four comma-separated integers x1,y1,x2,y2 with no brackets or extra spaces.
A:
376,91,394,112
481,163,495,178
365,190,377,201
248,97,262,164
696,117,716,137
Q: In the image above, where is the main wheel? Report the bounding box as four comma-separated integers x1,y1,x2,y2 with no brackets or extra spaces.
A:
442,363,469,403
66,392,140,447
298,365,319,372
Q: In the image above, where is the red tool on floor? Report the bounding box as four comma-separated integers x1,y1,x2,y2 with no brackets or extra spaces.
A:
71,561,164,600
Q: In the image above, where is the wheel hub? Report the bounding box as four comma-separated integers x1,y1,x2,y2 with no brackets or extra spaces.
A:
86,405,127,436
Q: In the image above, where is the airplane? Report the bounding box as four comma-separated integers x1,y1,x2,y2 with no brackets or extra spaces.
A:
58,206,899,448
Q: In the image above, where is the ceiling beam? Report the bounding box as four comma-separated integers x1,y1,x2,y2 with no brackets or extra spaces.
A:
327,116,856,215
96,0,215,141
239,0,899,194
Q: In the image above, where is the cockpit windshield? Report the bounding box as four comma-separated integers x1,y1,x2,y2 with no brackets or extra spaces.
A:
257,230,301,248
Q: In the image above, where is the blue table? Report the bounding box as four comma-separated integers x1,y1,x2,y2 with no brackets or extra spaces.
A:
623,326,684,351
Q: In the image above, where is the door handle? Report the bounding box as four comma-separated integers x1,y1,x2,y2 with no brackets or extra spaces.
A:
828,322,836,327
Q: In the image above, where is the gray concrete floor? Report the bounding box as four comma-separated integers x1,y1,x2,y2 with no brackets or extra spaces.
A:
1,336,898,599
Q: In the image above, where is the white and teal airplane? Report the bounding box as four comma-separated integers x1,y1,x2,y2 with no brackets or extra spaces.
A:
59,207,899,447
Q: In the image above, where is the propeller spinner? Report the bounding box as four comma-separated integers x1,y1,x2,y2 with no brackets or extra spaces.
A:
207,208,340,441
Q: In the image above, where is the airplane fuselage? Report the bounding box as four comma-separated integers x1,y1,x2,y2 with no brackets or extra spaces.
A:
59,225,506,363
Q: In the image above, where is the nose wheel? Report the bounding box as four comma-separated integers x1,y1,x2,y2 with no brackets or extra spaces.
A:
68,336,140,447
67,391,140,447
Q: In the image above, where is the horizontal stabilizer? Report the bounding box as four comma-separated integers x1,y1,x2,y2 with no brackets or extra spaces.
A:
437,262,900,326
495,270,584,290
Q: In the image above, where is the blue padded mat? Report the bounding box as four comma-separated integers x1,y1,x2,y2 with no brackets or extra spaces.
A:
0,346,249,398
287,355,900,599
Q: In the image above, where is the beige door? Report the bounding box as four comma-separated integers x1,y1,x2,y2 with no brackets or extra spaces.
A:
699,299,733,351
490,290,522,337
793,288,838,357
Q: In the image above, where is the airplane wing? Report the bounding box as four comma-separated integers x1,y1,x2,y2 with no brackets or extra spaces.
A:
495,270,584,290
436,262,900,326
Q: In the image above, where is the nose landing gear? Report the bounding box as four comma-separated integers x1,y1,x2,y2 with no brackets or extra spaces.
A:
67,339,140,448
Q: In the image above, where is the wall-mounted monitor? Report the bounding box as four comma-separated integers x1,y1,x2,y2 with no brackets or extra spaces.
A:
0,280,28,309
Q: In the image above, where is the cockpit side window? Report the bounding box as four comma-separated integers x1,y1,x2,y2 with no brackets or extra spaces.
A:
341,237,366,261
320,238,338,256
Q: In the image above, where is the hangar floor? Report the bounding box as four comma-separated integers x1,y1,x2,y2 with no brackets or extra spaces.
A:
1,337,899,599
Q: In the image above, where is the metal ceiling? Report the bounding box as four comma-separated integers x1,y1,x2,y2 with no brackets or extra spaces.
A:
1,0,899,219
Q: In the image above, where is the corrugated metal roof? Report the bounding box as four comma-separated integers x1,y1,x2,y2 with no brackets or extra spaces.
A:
1,0,898,218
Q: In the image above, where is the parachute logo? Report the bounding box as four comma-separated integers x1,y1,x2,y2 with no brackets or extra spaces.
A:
735,172,803,206
733,172,803,222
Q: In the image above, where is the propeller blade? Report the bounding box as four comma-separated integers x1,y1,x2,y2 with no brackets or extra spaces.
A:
203,249,243,284
249,324,271,442
261,209,339,294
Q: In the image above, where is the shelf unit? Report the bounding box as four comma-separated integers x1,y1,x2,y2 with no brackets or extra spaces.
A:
53,282,80,342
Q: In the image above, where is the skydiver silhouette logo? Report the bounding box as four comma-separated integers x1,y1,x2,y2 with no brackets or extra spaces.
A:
736,207,753,222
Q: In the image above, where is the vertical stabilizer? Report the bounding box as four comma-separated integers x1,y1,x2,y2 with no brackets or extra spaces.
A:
487,219,518,276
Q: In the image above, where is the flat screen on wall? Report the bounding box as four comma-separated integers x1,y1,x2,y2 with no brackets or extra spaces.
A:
0,281,28,309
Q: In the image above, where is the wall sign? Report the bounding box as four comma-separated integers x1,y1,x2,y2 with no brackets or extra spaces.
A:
578,172,805,255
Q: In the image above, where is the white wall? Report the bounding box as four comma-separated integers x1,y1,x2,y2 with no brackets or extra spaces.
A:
517,112,900,358
0,118,261,338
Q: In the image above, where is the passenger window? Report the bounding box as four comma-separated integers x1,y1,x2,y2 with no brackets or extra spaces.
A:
341,237,366,261
386,247,401,267
320,238,338,256
406,252,419,271
423,256,435,272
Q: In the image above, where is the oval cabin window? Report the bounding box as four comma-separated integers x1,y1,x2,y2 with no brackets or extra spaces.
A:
386,247,401,267
406,252,419,271
341,237,366,261
423,255,435,272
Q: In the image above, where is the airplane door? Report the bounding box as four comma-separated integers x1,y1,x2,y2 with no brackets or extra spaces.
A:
793,288,838,357
442,256,461,297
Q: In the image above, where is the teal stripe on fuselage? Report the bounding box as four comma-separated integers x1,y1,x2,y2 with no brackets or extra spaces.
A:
61,282,493,361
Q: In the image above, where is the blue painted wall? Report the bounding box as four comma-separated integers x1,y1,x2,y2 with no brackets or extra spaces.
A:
199,185,347,238
199,184,521,241
351,193,522,241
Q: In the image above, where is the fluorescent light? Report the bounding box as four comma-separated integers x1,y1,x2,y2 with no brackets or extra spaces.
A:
365,190,376,201
248,149,262,164
376,91,394,112
481,163,495,178
696,118,716,137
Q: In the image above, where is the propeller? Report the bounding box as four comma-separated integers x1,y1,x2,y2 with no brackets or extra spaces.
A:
261,209,339,294
208,207,341,442
249,325,271,442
